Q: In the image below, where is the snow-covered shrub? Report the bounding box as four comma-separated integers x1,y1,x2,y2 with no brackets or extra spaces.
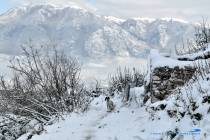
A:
195,20,210,49
108,67,145,104
108,67,145,94
86,80,104,98
176,19,210,56
0,45,91,122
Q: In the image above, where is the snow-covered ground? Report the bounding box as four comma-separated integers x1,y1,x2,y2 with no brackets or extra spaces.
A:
18,85,209,140
18,87,150,140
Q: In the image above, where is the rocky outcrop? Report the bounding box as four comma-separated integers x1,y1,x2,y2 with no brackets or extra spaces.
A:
146,66,196,102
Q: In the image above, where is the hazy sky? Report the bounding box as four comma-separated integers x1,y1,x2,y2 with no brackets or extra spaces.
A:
0,0,209,22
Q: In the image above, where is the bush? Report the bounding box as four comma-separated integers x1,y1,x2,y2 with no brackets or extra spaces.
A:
0,45,90,122
176,19,210,56
86,80,104,97
108,67,145,94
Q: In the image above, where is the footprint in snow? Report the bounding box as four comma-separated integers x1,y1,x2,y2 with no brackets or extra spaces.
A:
83,112,109,140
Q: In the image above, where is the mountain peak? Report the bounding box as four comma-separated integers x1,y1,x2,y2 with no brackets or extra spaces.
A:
0,3,86,18
13,3,86,14
24,2,85,10
0,3,91,24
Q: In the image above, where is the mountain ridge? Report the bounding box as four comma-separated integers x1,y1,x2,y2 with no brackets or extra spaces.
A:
0,4,196,59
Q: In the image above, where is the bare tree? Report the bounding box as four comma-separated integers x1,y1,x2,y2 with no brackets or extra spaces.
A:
0,45,90,122
195,19,210,49
176,19,210,61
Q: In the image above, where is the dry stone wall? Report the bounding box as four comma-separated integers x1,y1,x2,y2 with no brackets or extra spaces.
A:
147,66,196,102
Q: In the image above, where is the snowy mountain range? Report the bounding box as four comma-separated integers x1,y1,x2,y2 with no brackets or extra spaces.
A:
0,4,196,59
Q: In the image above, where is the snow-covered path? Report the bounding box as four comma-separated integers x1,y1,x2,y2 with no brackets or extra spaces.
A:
82,113,109,140
20,99,111,140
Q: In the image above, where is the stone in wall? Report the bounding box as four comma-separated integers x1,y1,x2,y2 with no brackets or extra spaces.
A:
146,66,196,102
